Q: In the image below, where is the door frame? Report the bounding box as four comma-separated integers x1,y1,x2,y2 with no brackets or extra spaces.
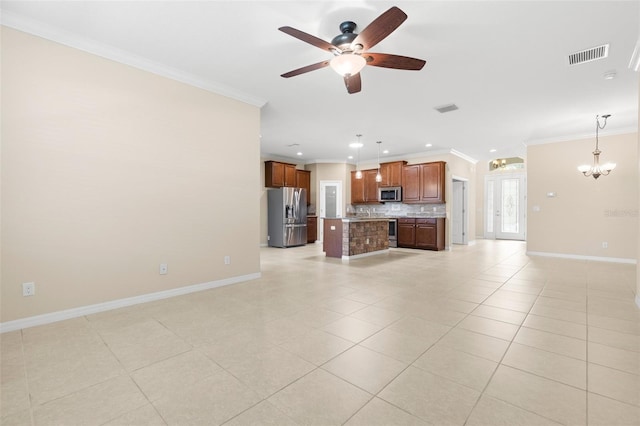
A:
319,180,343,242
484,172,526,240
451,176,468,245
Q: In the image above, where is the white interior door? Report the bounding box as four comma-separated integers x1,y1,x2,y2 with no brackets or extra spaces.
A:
319,180,342,242
451,179,467,244
485,173,526,241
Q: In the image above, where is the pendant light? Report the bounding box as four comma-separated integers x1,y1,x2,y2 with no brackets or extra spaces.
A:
353,134,363,179
375,141,382,182
578,114,615,179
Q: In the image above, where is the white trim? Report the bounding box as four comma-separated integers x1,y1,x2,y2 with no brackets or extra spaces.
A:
450,149,478,164
526,251,637,264
342,249,390,260
0,273,261,333
636,294,640,309
1,11,267,108
524,128,637,147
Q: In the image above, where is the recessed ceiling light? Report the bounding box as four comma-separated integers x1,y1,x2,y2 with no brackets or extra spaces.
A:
349,142,363,148
489,149,497,153
425,143,432,148
348,155,354,159
296,152,302,156
383,149,389,154
603,70,617,80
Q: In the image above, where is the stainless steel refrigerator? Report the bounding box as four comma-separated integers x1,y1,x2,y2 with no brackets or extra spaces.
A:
267,187,307,248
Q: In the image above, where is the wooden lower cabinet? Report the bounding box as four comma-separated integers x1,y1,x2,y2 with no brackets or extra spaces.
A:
307,216,317,243
397,217,445,251
397,218,416,247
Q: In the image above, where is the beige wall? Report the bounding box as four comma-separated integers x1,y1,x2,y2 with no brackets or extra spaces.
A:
527,132,638,260
2,28,261,323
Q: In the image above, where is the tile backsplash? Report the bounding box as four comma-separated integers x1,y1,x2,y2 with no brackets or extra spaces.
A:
347,202,446,218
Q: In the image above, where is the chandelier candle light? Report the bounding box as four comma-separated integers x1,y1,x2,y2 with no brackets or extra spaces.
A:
578,114,615,179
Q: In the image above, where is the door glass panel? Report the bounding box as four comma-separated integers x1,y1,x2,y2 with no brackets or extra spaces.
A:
501,178,519,233
325,185,337,218
486,180,494,234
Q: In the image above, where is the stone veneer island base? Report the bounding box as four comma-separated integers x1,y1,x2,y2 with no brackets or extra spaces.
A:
323,218,390,259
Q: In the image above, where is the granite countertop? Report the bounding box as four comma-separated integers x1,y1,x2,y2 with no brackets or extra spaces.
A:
340,217,393,222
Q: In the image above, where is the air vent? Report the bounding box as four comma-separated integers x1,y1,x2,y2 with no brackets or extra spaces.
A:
568,44,609,66
435,104,459,113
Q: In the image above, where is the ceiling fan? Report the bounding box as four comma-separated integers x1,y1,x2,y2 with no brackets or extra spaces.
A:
279,6,426,94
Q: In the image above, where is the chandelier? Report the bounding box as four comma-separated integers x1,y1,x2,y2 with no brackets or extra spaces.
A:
578,114,615,179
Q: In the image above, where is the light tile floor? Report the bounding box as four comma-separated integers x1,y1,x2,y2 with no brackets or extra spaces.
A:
2,240,639,425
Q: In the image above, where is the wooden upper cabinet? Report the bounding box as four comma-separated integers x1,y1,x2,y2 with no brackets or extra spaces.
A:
420,161,445,203
350,171,366,204
363,170,379,203
402,161,445,203
296,169,311,204
402,164,421,202
265,161,297,188
379,161,406,187
284,164,297,187
350,170,380,204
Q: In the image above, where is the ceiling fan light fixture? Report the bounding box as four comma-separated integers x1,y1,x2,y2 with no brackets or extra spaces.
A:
330,54,366,76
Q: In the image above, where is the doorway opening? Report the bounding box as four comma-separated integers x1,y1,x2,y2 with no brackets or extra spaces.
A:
319,180,342,242
451,177,468,245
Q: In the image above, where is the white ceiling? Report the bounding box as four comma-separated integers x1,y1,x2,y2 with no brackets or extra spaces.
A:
3,1,639,164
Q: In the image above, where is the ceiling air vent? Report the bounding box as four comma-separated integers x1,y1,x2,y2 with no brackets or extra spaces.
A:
435,103,459,113
568,44,609,66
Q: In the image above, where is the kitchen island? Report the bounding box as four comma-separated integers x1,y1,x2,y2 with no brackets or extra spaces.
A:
323,217,389,259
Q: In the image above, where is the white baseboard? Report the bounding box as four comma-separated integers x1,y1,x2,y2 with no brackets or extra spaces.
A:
0,273,261,334
342,249,390,260
526,251,637,264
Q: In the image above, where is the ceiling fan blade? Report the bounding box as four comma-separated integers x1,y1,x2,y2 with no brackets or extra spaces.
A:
364,53,426,70
279,26,340,53
351,6,407,51
344,73,362,94
281,60,330,78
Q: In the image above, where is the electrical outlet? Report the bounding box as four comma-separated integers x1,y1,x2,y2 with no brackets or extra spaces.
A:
159,263,168,275
224,256,231,265
420,207,424,212
22,282,35,297
602,242,608,249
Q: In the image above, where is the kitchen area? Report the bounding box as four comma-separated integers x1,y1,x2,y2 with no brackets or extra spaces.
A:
263,159,450,259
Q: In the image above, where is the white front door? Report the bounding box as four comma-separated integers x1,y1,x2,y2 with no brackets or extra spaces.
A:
319,180,342,242
485,173,526,241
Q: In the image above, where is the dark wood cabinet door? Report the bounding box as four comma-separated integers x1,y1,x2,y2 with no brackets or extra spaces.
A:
380,161,405,187
284,164,297,187
307,216,317,243
296,170,311,204
265,161,285,187
420,162,445,203
415,218,445,250
397,219,416,247
415,219,437,249
402,165,420,202
350,171,365,204
364,170,379,203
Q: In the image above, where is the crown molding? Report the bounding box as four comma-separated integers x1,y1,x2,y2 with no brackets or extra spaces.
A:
1,11,268,108
524,127,638,146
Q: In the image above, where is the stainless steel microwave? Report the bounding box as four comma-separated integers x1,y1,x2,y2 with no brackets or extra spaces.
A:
378,186,402,202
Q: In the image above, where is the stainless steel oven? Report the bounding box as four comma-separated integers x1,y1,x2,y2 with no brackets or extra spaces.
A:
388,218,397,248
